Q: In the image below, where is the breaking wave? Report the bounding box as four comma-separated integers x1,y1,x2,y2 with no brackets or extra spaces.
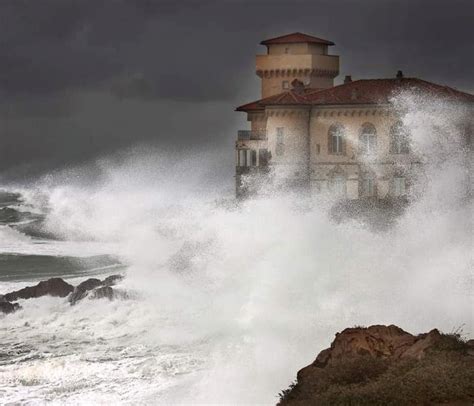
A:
0,94,472,404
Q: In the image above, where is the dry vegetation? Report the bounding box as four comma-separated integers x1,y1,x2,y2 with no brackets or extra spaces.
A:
278,333,474,405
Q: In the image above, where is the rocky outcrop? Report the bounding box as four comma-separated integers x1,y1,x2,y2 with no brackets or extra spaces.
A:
69,275,124,305
103,274,123,286
3,278,74,301
89,286,128,301
68,278,103,304
0,301,21,314
278,325,474,405
0,274,126,314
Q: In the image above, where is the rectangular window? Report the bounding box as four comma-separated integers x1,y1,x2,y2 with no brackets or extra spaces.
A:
238,149,247,167
282,81,289,90
276,128,284,156
361,178,375,197
316,144,321,154
331,176,346,197
393,177,406,196
392,135,408,154
250,150,257,166
329,126,345,155
332,135,342,154
259,149,269,166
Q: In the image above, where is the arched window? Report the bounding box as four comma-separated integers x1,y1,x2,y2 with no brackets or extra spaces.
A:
328,124,345,155
359,123,377,155
390,121,410,154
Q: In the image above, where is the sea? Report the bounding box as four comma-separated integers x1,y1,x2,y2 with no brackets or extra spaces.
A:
0,95,472,404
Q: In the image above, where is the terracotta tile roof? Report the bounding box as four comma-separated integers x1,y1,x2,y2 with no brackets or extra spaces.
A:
236,78,474,112
306,78,474,105
235,88,316,112
260,32,334,46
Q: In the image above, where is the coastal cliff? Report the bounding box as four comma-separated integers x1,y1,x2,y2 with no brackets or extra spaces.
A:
278,325,474,405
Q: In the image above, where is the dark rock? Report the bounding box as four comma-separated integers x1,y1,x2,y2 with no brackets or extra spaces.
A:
0,301,21,314
311,324,416,366
4,278,74,301
90,286,128,301
90,286,114,300
68,278,103,305
103,274,123,287
466,339,474,358
76,278,103,292
69,275,126,305
278,325,474,405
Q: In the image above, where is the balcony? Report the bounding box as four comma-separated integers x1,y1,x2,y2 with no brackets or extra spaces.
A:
237,130,267,141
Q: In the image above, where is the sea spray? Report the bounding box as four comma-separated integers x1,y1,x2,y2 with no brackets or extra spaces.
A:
0,93,472,404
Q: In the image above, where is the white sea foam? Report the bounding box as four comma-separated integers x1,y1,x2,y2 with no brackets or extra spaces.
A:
0,94,472,404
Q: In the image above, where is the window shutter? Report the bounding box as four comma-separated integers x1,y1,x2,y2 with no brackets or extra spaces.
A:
342,134,346,155
328,132,333,154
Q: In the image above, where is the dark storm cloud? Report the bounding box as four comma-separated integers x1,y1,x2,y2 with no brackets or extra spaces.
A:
1,0,473,100
0,0,473,181
0,0,179,96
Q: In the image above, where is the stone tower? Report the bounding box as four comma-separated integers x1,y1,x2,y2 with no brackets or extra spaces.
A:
256,32,340,98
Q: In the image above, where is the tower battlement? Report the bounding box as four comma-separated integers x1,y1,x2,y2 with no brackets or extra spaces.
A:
256,32,339,98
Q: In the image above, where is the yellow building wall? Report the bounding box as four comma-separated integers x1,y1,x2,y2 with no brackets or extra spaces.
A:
308,107,417,199
267,43,309,55
265,107,311,178
261,76,334,98
248,112,267,134
267,43,328,55
256,53,339,98
236,105,418,199
310,107,395,161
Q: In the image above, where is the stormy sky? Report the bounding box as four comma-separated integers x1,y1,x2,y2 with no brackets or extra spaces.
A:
0,0,473,183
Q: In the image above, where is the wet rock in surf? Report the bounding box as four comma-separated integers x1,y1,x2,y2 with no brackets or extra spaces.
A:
0,301,21,314
68,278,103,305
103,274,123,287
90,286,114,300
3,278,74,301
89,286,128,301
278,325,474,405
69,275,124,304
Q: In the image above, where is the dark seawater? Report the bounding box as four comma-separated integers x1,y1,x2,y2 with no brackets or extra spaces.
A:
0,254,124,282
0,190,123,282
0,102,471,404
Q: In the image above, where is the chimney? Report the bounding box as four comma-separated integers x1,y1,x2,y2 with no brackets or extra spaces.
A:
291,78,305,94
344,75,352,84
396,70,404,79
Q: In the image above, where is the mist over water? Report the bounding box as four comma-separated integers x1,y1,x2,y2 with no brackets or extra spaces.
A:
0,94,472,404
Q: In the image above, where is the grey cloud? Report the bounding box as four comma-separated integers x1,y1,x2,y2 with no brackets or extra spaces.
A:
0,0,473,181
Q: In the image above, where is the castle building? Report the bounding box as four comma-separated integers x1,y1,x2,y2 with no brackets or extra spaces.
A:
235,32,473,198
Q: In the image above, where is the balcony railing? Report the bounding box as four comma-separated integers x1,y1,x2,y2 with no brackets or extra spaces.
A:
237,130,267,141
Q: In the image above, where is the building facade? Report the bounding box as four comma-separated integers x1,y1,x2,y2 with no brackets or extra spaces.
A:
235,32,473,198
